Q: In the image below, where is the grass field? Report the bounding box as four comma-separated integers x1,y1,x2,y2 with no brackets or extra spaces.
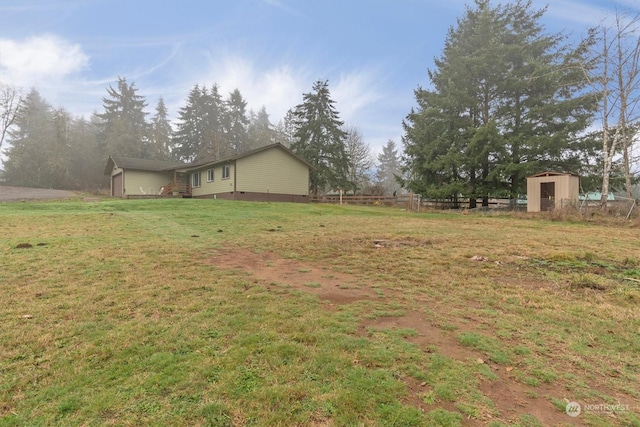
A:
1,198,639,426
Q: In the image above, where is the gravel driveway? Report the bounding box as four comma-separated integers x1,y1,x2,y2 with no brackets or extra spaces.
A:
0,185,78,202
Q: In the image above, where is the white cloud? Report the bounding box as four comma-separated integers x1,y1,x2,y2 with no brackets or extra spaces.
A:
193,54,388,131
262,0,303,16
186,54,311,122
177,52,395,153
333,70,384,123
0,34,89,88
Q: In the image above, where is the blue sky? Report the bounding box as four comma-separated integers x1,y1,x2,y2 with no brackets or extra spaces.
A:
1,0,638,156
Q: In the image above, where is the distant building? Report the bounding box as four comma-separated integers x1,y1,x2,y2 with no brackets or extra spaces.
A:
526,172,579,212
104,143,313,202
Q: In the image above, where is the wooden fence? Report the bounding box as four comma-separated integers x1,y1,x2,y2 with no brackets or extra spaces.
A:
311,194,424,210
311,194,528,212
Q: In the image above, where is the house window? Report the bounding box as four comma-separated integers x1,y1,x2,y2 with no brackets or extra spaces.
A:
222,164,230,179
207,168,214,182
192,172,201,187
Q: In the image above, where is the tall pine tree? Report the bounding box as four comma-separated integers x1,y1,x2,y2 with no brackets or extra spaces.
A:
402,0,597,206
2,89,53,186
148,97,172,160
96,77,148,158
172,84,229,162
225,89,249,154
248,106,275,149
376,140,403,195
291,80,349,196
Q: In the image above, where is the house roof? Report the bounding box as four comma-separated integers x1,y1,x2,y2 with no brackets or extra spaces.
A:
104,156,188,175
527,171,579,178
181,143,315,172
105,143,314,176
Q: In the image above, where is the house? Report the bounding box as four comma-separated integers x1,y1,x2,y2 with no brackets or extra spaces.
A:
526,171,579,212
103,157,188,197
105,143,312,202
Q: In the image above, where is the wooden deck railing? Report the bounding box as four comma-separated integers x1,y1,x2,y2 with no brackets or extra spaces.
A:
160,182,192,196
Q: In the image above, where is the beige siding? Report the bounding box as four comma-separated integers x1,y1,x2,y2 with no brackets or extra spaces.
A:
191,164,235,197
123,170,174,196
236,148,309,194
526,174,579,212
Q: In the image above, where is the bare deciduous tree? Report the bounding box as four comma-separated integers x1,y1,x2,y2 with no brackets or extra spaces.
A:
587,13,640,208
344,125,373,194
0,83,22,152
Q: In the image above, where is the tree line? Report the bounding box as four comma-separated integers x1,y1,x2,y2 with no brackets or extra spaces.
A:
2,0,638,205
0,79,402,196
402,0,640,209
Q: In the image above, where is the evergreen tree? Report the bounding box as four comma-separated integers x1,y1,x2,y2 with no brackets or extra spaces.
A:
204,84,230,161
173,85,207,162
226,89,249,153
3,89,107,190
402,0,597,207
274,109,297,147
173,84,231,162
248,106,274,149
47,108,74,188
148,97,172,160
67,117,106,190
2,89,53,186
96,77,148,158
376,139,403,195
291,80,349,196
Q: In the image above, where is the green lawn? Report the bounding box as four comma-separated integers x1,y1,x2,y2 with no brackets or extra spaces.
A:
1,198,639,426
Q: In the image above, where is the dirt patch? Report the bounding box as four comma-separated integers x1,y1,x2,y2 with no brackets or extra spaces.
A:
0,185,77,201
209,247,384,305
207,247,600,426
361,312,479,362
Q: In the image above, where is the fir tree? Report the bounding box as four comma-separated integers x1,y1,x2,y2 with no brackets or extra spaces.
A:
2,89,53,186
376,140,403,195
402,0,597,206
291,80,349,196
173,85,229,162
248,106,274,149
226,89,249,153
172,85,208,162
148,97,172,160
96,77,148,158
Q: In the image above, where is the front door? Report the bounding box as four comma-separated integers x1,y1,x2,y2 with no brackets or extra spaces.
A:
540,182,555,211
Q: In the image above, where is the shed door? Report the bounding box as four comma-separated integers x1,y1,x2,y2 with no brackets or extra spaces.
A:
540,182,555,211
112,173,123,197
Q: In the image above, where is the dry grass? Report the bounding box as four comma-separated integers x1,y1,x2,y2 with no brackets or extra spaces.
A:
1,198,639,426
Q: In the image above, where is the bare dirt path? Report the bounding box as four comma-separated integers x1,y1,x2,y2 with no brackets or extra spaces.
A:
209,247,580,426
0,185,78,202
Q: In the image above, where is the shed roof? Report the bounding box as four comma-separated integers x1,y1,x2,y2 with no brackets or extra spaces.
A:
527,171,579,178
